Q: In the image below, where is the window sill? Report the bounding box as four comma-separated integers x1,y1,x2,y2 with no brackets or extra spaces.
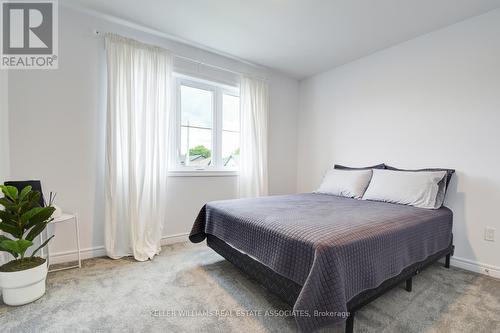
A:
168,170,239,177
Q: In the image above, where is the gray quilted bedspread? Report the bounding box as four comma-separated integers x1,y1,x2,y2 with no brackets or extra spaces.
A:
189,193,453,332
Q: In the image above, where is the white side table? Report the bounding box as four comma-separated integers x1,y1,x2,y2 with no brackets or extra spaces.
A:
39,213,81,272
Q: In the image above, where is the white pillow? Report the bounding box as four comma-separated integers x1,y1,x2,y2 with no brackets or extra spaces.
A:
315,169,373,199
362,169,447,209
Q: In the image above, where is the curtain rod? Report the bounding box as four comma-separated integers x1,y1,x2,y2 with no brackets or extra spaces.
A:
93,30,268,81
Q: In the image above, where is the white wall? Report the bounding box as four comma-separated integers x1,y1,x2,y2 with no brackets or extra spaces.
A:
297,9,500,277
269,73,299,195
7,6,299,262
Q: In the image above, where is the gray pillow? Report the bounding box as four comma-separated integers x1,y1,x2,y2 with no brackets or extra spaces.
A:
334,163,385,170
384,165,455,208
316,169,373,199
363,169,447,209
384,165,455,188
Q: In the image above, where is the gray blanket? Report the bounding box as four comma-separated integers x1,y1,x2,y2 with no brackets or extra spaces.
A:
189,193,453,331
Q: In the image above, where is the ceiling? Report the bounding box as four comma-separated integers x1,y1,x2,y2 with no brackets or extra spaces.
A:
66,0,500,79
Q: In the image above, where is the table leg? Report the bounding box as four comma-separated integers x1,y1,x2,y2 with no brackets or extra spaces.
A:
75,214,81,268
46,225,51,267
39,232,44,259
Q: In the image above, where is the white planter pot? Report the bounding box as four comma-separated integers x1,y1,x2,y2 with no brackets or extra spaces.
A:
0,260,48,306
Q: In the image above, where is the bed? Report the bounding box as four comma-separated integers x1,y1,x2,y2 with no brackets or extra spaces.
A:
189,193,454,332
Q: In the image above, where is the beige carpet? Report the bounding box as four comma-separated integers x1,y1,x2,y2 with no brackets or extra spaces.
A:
1,242,500,332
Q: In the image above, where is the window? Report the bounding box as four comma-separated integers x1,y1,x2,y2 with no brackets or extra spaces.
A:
222,94,240,168
180,84,214,167
174,74,240,172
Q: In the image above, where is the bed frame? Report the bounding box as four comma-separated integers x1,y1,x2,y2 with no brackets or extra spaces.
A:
207,234,454,333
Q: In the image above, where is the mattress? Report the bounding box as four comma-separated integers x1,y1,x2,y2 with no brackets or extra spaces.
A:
190,193,453,331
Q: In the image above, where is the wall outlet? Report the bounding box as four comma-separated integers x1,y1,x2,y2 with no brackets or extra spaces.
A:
484,227,495,242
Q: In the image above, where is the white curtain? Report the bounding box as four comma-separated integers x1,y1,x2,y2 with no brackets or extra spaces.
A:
239,76,269,198
104,34,172,261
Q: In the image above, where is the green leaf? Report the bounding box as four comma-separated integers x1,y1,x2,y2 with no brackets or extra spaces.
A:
1,185,18,201
0,239,33,257
0,239,33,258
0,209,15,222
19,185,32,202
0,249,18,258
17,200,31,213
0,239,20,254
30,235,54,258
25,219,52,241
21,206,45,217
0,210,19,233
0,197,14,209
0,219,18,231
27,191,42,208
24,206,55,230
17,239,33,255
21,207,45,224
0,222,20,238
0,235,19,258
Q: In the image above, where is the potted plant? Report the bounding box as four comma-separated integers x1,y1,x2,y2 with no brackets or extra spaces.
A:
0,185,55,306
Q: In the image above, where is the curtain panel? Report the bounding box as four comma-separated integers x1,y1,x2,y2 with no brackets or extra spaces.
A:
104,34,173,261
239,76,269,198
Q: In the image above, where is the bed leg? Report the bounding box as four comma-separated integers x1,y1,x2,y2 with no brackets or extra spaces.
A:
445,253,451,269
405,277,412,292
346,312,354,333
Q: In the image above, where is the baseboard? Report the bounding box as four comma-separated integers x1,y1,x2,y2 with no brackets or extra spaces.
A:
48,246,106,265
160,232,190,245
450,256,500,279
47,233,190,265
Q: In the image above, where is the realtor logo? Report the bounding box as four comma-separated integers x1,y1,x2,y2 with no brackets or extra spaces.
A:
1,0,58,69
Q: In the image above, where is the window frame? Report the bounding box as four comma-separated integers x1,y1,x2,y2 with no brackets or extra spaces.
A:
171,73,240,176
